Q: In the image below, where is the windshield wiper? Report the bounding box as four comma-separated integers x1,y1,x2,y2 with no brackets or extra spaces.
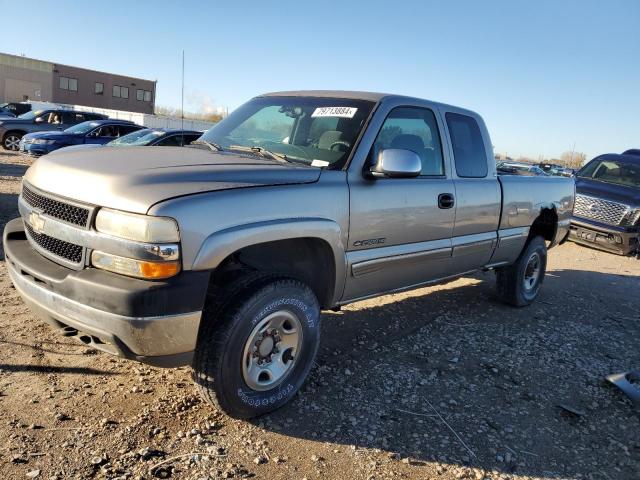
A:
228,145,289,164
191,140,223,152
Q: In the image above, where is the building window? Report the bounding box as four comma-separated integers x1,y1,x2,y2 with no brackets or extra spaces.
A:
137,89,152,102
95,82,104,94
113,85,129,98
59,76,78,91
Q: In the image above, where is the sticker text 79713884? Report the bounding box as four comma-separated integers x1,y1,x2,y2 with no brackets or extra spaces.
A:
311,107,358,118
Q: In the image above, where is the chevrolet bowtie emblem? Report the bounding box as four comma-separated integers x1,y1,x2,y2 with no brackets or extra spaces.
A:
28,211,46,234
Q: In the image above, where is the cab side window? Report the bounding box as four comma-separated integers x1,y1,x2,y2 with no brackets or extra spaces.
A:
62,112,84,124
156,135,185,147
372,107,445,176
119,125,142,136
95,125,117,138
445,113,488,178
50,112,63,124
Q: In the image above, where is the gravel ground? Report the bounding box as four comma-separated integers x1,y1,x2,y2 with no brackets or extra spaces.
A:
0,151,638,480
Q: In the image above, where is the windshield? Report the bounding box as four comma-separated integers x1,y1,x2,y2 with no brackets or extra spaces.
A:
199,96,375,167
108,129,162,146
577,157,640,187
18,110,41,120
65,121,99,134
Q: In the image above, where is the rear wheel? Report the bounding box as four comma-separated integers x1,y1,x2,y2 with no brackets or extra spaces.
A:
3,132,22,151
495,235,547,307
192,275,321,418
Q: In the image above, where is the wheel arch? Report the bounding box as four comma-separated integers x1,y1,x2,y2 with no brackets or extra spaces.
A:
191,218,346,308
3,129,27,143
529,204,559,246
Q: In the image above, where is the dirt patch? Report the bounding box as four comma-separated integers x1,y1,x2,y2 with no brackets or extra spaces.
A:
0,152,638,479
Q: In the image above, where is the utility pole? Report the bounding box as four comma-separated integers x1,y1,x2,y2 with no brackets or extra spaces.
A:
181,50,185,146
569,142,576,167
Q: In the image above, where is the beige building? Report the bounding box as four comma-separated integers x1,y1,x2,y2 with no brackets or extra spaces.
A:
0,52,156,114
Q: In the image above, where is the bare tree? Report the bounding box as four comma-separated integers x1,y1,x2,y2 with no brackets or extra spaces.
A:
560,151,587,168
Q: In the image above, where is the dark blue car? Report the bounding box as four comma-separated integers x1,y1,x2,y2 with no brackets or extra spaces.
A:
54,127,203,154
19,119,144,156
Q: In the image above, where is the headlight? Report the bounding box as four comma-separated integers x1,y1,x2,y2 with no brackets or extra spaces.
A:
33,139,57,145
95,208,180,243
91,251,180,279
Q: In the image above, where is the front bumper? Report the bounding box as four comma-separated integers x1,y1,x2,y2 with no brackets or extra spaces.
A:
3,218,209,367
19,140,54,156
569,217,639,255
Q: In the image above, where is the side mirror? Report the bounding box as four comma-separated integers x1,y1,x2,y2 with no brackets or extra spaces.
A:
34,117,44,123
369,148,421,178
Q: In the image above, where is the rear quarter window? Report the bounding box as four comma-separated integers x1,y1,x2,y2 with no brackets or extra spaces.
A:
446,112,488,178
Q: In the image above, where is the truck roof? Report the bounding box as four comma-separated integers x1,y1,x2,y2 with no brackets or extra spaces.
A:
260,90,477,115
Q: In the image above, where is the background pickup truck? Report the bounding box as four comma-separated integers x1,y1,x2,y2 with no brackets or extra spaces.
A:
3,90,575,418
570,150,640,255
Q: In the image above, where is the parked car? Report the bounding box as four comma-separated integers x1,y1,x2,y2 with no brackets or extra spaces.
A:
570,151,640,255
54,128,202,154
538,163,575,177
19,120,144,156
538,162,564,175
0,102,32,119
0,109,107,151
3,90,575,419
497,162,548,176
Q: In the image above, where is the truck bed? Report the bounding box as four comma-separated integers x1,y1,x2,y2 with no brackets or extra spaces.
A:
497,174,575,233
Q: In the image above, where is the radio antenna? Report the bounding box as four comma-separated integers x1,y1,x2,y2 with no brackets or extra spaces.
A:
181,50,185,146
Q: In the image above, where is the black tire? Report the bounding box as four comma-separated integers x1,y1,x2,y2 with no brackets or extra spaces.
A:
3,132,23,151
495,235,547,307
192,275,321,418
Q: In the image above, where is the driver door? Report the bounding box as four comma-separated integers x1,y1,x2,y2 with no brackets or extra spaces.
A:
344,106,456,301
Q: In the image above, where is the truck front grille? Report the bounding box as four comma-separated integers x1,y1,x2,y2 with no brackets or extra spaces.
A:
573,194,630,226
22,184,90,227
24,223,83,264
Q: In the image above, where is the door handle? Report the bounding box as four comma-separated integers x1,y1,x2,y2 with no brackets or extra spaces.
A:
438,193,455,209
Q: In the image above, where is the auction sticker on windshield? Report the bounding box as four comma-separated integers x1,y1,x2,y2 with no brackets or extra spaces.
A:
311,107,358,118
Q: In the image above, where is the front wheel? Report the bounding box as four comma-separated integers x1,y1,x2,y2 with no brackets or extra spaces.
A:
3,132,22,151
495,235,547,307
192,275,321,418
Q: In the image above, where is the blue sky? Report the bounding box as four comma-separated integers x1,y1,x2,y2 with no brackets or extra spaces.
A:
1,0,638,160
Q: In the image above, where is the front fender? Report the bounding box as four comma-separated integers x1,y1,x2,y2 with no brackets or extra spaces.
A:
191,217,347,304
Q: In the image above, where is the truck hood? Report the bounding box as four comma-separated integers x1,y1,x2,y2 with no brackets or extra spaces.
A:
24,146,321,213
576,177,640,207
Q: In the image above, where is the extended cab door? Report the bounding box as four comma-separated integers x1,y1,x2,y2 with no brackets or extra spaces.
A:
343,102,457,301
441,109,501,273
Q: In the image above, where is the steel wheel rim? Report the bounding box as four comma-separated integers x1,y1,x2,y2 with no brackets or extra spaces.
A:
5,135,20,151
242,310,302,391
523,252,541,292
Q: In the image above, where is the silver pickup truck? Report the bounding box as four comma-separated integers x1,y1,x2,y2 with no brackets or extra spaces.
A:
3,91,575,418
